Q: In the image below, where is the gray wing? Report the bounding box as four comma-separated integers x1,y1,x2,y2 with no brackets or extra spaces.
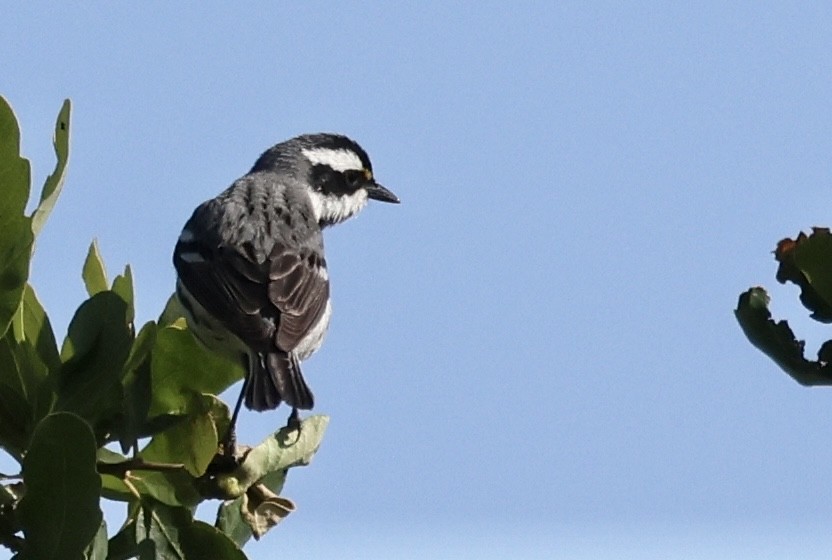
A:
173,201,329,355
268,247,329,350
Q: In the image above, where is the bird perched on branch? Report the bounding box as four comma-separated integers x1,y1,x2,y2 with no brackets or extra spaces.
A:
173,133,399,444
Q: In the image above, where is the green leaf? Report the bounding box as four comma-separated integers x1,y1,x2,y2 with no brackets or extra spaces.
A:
97,448,141,505
237,414,328,480
0,97,34,339
7,285,59,431
109,399,228,504
112,265,135,325
120,443,201,508
117,321,157,454
214,416,326,544
158,294,185,328
82,240,109,297
0,96,31,218
83,520,108,560
735,287,832,385
17,412,102,560
98,447,209,508
0,217,34,340
149,321,244,417
106,470,200,509
0,341,31,459
31,99,71,237
215,497,253,547
0,324,52,459
141,394,219,477
205,393,232,454
210,415,329,500
14,284,60,375
100,400,224,507
216,469,290,547
135,503,245,560
105,504,140,560
123,321,157,377
774,228,832,322
55,291,133,432
135,503,187,559
180,520,246,560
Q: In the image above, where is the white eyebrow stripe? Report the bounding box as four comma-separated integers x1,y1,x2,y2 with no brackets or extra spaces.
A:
302,147,364,172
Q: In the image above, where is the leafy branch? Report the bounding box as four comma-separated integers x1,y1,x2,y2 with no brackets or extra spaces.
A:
736,227,832,385
0,96,328,559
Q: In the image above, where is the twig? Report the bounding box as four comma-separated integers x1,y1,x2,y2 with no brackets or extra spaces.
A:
122,477,142,501
97,458,186,477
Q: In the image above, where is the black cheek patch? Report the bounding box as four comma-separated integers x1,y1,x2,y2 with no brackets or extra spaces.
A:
310,164,351,196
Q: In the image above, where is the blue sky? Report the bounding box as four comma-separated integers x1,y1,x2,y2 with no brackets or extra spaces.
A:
4,2,832,558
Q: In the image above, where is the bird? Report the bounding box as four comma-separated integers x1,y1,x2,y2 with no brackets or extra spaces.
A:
172,133,399,446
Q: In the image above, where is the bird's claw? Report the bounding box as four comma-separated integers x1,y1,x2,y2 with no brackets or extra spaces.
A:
284,408,303,442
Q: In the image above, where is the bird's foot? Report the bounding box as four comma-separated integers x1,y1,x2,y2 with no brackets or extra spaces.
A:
284,408,303,442
221,422,238,457
206,424,242,474
206,449,240,475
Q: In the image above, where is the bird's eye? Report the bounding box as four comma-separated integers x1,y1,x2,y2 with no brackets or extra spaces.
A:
344,170,363,188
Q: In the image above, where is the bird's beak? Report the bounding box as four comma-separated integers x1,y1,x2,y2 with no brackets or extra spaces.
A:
365,181,400,204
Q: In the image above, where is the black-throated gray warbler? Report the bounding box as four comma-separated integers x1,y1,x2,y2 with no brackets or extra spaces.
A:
173,133,399,440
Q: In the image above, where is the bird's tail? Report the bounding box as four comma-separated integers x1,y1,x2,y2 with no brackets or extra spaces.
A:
245,352,314,412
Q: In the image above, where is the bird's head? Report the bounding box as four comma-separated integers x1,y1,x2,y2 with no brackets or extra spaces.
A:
252,133,399,226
